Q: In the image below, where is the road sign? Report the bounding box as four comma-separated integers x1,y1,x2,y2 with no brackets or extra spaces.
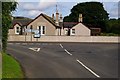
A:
25,29,41,38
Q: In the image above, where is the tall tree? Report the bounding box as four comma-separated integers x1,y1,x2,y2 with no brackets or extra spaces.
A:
107,19,120,34
63,2,109,32
2,1,17,52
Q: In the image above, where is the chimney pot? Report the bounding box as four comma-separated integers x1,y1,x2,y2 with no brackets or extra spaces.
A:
52,14,54,20
60,14,63,22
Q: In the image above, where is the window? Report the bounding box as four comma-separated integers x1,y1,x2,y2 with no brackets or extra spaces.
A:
15,26,20,34
42,26,45,34
72,29,75,34
39,26,41,34
37,26,46,35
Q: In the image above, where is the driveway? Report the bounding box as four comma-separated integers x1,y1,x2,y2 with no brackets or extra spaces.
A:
7,42,118,78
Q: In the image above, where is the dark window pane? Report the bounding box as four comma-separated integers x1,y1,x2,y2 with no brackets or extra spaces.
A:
72,29,75,34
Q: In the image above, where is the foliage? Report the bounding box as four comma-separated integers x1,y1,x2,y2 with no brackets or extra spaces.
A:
2,52,24,78
63,2,109,32
2,1,17,52
100,33,119,36
106,19,120,35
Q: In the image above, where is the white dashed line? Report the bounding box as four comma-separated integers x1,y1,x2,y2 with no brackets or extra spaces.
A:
59,44,72,56
60,44,64,48
59,43,100,78
76,59,100,78
64,49,72,56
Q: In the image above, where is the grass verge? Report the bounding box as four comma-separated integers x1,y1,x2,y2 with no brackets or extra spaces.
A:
0,53,2,79
2,52,24,78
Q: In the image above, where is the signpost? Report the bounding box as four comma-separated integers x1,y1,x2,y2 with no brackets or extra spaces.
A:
24,28,41,42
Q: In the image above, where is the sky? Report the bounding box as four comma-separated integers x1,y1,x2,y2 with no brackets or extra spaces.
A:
11,0,120,19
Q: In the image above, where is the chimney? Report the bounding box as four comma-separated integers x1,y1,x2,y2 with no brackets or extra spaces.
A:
56,5,59,26
52,14,54,20
78,14,83,22
60,14,63,22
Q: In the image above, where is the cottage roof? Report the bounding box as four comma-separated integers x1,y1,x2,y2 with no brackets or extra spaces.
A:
63,22,79,28
11,17,32,29
11,13,57,29
11,14,101,30
42,13,56,26
83,23,101,29
27,13,56,27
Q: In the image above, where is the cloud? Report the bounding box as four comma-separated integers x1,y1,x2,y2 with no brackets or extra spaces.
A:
28,10,41,16
38,0,57,10
98,0,119,2
118,2,120,18
103,2,118,19
13,0,119,19
110,3,118,18
19,1,56,11
16,0,57,18
21,2,37,10
28,10,43,17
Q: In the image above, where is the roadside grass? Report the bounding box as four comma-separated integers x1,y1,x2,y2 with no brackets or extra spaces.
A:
0,53,2,79
2,52,24,78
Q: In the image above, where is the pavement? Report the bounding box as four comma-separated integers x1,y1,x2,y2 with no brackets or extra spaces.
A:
6,42,119,78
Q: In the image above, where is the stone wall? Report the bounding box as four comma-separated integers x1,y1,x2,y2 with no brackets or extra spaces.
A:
8,35,119,43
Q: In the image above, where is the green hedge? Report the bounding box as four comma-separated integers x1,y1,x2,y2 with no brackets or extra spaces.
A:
100,33,119,36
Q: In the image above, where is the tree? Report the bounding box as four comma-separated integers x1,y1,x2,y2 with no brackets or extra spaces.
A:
63,2,109,32
107,19,120,34
2,1,17,52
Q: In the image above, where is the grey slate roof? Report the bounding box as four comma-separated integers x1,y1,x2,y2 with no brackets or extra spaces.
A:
12,14,96,29
11,13,57,29
11,19,32,28
63,22,79,28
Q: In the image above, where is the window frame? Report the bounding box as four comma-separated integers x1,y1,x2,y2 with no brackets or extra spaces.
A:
37,26,46,35
15,26,20,34
71,29,75,35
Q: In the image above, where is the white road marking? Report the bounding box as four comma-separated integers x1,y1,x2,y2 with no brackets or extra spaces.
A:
37,48,40,52
64,49,72,56
29,48,40,52
60,44,64,48
76,59,100,78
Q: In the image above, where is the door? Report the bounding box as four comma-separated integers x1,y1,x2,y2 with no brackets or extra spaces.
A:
68,29,70,36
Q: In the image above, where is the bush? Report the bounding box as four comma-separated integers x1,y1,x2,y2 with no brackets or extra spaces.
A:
100,33,119,36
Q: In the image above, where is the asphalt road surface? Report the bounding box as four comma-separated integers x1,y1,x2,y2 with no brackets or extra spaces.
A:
6,42,118,78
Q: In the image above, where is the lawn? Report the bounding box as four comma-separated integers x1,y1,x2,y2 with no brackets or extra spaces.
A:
2,52,24,78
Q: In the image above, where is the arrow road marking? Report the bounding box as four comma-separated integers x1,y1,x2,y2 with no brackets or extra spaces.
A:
29,48,41,52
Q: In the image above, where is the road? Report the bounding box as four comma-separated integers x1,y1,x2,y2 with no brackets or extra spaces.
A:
6,42,118,78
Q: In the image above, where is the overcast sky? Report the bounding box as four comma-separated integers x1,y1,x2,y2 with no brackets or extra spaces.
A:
12,0,119,19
